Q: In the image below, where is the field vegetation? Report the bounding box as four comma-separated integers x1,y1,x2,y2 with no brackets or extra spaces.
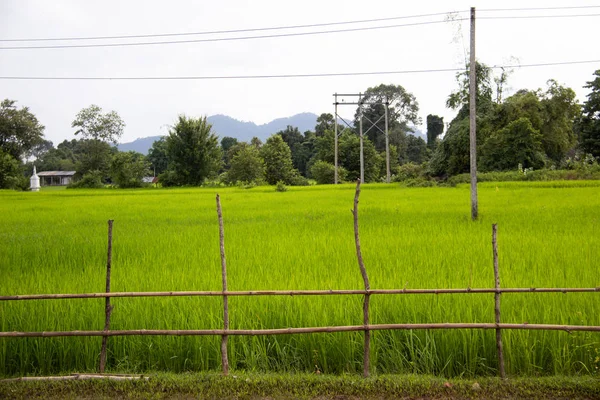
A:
0,182,599,377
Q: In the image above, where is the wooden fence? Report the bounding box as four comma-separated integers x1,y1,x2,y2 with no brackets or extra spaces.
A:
1,180,599,378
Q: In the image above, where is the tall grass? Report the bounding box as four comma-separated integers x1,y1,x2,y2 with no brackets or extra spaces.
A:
0,182,599,377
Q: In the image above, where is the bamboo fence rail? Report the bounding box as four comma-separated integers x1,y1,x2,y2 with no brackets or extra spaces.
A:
1,179,599,378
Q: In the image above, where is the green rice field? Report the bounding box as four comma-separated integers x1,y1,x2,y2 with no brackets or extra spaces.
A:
0,181,599,377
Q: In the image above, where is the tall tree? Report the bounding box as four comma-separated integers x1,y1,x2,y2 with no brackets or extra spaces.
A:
260,134,295,185
581,69,600,157
315,113,335,137
164,115,222,186
426,115,444,149
0,99,45,161
220,136,238,169
354,84,420,151
147,137,168,175
72,105,125,143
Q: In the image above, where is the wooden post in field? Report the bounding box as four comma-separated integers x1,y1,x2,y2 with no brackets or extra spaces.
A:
216,195,230,376
99,219,114,373
492,224,506,378
351,179,371,377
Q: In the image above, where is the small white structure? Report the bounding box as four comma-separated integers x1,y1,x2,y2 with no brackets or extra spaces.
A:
37,171,76,186
30,165,40,192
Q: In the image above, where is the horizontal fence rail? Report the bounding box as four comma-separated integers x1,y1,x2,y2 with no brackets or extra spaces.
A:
2,323,600,338
2,181,599,379
1,287,599,301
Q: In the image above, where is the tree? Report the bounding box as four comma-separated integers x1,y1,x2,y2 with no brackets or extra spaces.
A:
426,115,444,149
315,113,335,137
310,160,347,184
446,61,494,115
147,137,168,175
226,143,265,184
72,105,125,143
581,69,600,157
0,99,45,161
163,116,221,186
0,149,22,189
220,136,238,169
480,118,545,171
110,151,151,188
260,134,296,185
354,84,420,151
405,135,428,164
75,139,115,178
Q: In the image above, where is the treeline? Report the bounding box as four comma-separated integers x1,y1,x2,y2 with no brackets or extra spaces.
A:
1,65,600,190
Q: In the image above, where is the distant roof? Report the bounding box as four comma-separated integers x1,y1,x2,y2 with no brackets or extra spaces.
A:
142,176,159,183
37,171,76,176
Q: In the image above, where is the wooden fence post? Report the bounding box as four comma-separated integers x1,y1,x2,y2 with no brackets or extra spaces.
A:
493,224,506,378
216,195,229,376
351,179,371,377
99,219,114,373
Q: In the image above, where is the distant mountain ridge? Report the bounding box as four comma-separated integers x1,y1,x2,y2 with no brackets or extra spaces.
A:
118,112,425,154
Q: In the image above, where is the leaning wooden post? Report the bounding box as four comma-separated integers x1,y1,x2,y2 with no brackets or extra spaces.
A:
351,179,371,377
216,195,230,376
492,224,506,378
99,219,114,373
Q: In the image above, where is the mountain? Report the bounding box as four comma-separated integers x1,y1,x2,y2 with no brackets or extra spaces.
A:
118,112,426,154
118,113,321,154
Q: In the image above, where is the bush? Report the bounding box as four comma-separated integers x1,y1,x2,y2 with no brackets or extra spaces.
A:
288,173,309,186
67,170,104,189
158,170,181,187
402,178,437,187
275,181,288,192
310,161,348,184
393,163,425,182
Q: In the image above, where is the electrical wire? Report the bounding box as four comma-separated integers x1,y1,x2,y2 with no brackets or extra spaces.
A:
0,19,462,50
0,11,465,42
1,59,597,81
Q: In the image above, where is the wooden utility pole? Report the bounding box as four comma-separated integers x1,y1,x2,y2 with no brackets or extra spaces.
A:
384,100,390,183
359,93,364,183
469,7,478,220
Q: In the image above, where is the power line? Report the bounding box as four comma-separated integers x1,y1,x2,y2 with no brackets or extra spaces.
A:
480,5,600,12
0,19,462,50
1,59,597,81
0,11,465,42
480,13,600,20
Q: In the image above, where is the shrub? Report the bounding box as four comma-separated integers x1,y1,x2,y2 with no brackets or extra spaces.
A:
310,161,348,184
67,170,104,189
275,181,288,192
393,163,425,182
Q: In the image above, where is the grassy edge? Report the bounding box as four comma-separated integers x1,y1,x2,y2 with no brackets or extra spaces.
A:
1,372,599,399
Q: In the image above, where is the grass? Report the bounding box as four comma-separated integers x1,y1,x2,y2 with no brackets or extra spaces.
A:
0,182,599,377
1,372,599,399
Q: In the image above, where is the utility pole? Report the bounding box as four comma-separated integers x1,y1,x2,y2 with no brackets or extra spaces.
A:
334,93,339,184
469,6,478,220
359,93,364,183
384,100,390,183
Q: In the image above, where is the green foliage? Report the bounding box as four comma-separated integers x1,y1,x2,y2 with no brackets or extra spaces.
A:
393,162,425,182
404,135,428,164
275,180,287,192
0,148,22,189
147,137,168,175
315,113,335,137
71,105,125,144
480,118,545,171
261,134,296,185
0,99,45,160
580,69,600,157
225,143,265,184
164,115,222,186
354,84,420,151
429,118,470,176
110,151,151,188
220,136,238,168
426,114,444,149
310,160,348,184
75,139,115,178
67,170,104,189
446,61,494,114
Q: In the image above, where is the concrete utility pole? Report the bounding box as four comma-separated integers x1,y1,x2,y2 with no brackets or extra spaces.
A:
384,100,390,183
469,6,478,220
359,93,364,183
334,93,339,184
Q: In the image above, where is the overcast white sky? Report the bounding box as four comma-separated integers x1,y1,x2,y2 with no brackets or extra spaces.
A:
1,0,598,145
